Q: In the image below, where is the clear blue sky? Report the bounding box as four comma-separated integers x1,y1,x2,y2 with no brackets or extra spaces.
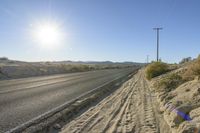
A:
0,0,200,63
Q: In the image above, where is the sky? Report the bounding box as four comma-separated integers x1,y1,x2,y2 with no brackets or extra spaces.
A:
0,0,200,63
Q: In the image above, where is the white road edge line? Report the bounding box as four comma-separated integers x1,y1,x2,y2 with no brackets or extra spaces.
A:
6,71,134,133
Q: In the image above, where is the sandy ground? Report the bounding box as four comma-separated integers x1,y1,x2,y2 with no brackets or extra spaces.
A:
60,70,171,133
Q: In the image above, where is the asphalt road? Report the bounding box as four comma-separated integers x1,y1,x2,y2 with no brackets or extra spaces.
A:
0,68,135,132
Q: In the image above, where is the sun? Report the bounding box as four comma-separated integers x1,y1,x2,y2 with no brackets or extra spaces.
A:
33,22,62,49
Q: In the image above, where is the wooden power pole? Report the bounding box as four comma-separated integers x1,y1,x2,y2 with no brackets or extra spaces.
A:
153,28,163,62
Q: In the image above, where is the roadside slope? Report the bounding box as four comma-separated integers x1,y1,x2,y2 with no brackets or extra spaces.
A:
150,64,200,133
61,69,170,133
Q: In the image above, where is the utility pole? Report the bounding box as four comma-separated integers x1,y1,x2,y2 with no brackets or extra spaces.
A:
153,28,163,62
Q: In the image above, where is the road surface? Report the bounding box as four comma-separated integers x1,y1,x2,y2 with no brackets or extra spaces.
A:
0,68,135,132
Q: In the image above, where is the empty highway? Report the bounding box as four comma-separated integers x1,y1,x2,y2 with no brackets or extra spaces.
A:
0,68,135,132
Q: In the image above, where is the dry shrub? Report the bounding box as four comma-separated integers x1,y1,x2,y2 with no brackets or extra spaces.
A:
145,62,169,80
183,55,200,80
155,73,186,92
60,64,91,72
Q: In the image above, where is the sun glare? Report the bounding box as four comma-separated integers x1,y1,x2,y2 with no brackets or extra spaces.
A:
33,22,63,49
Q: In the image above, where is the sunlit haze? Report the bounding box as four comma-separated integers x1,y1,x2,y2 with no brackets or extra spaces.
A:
32,22,63,49
0,0,200,63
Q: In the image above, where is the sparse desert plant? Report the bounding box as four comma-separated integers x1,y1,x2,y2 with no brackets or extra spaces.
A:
183,55,200,80
190,56,200,77
59,64,92,72
73,64,90,72
145,62,169,80
155,73,186,92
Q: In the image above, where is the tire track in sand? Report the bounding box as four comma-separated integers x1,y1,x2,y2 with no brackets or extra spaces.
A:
61,70,160,133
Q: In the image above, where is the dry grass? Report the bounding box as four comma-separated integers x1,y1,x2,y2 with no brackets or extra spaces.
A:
145,62,169,80
154,73,186,92
183,55,200,80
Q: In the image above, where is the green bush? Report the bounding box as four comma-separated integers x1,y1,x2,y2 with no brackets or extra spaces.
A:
145,62,169,80
155,73,185,92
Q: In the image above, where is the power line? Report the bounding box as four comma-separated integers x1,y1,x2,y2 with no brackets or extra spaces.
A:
153,28,163,62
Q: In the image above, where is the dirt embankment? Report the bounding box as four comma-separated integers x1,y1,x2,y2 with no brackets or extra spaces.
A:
60,70,170,133
150,66,200,133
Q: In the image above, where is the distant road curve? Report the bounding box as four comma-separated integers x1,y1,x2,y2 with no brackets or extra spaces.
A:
0,68,136,132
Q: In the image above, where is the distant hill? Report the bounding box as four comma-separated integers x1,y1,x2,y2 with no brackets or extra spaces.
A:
51,60,144,66
0,58,144,80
